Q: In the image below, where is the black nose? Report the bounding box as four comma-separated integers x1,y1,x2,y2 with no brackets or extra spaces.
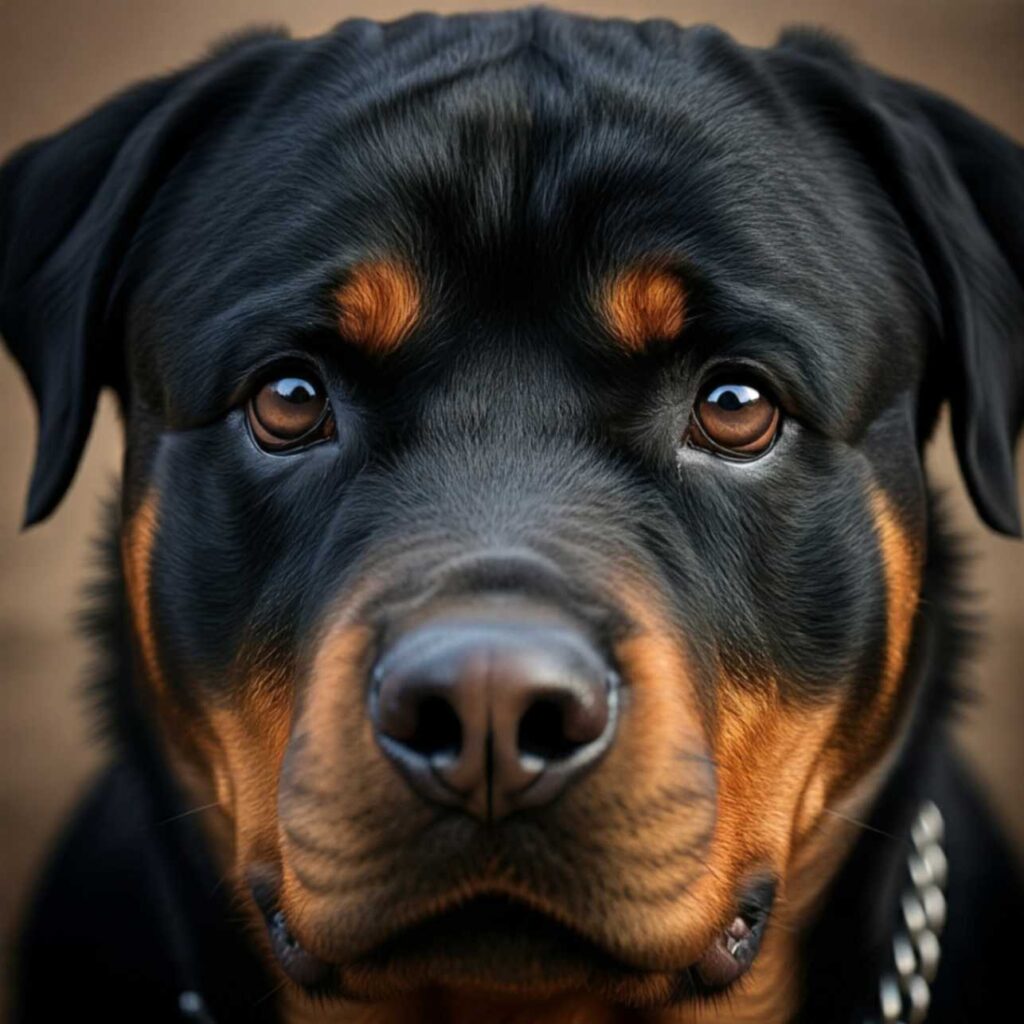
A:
370,604,619,820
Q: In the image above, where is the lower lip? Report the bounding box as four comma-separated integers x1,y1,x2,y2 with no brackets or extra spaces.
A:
257,899,773,1000
694,914,766,988
266,907,334,988
249,872,334,988
694,879,776,989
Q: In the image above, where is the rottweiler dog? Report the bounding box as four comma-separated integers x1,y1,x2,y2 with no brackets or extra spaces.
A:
2,9,1022,1024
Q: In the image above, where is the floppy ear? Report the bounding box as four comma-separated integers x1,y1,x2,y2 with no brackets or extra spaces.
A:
0,30,286,526
777,32,1024,536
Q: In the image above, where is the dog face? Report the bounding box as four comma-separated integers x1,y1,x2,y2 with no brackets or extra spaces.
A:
3,12,1022,1015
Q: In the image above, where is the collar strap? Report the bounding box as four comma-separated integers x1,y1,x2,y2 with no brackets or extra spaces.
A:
876,800,947,1024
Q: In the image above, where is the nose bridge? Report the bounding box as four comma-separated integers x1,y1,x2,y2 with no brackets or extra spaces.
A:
424,546,613,622
388,343,608,531
376,427,645,587
331,384,672,819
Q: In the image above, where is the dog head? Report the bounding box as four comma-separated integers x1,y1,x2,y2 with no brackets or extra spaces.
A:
3,12,1022,1017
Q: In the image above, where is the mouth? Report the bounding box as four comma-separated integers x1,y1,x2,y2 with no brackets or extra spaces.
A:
254,880,776,1004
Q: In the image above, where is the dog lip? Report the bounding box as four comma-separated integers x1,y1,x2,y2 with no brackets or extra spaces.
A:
249,867,333,988
695,878,776,989
341,892,657,990
694,914,764,988
266,908,333,988
267,891,657,990
249,869,777,995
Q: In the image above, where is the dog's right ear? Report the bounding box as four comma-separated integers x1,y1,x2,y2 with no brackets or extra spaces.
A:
0,30,287,526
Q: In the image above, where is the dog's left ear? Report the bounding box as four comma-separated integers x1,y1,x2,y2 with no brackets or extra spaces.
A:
0,31,287,527
777,32,1024,536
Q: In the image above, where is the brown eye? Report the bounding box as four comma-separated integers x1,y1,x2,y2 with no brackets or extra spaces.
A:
690,381,780,457
247,373,334,452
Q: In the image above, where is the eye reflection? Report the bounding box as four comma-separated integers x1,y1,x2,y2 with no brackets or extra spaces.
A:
707,383,762,411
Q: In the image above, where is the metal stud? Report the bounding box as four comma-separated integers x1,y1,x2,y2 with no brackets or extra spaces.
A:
907,851,932,890
915,929,941,983
178,992,216,1024
880,973,903,1022
922,844,948,889
921,885,946,933
911,801,944,849
905,975,930,1024
901,891,927,936
893,932,917,979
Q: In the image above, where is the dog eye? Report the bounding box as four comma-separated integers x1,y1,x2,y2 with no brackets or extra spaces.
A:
247,373,334,452
689,380,780,458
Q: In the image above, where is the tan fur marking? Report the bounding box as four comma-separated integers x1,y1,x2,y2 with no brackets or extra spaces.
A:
603,266,687,351
207,671,295,868
870,486,922,715
335,260,421,354
828,485,924,797
122,493,232,862
122,494,164,695
122,494,296,884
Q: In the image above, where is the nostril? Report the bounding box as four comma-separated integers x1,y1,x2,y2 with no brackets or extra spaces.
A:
517,667,616,764
518,698,573,761
403,694,462,760
519,695,607,762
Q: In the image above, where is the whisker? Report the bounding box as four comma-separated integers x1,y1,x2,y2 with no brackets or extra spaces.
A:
696,858,723,882
252,977,288,1008
766,916,800,934
211,867,235,896
821,806,903,842
154,800,221,826
678,750,718,769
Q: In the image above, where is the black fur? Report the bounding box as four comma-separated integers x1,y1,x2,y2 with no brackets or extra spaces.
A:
2,10,1022,1022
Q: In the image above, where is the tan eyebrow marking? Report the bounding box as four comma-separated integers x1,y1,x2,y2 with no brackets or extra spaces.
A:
603,265,687,351
334,259,421,354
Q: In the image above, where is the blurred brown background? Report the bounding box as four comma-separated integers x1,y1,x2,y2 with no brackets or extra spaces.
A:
1,0,1022,1001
